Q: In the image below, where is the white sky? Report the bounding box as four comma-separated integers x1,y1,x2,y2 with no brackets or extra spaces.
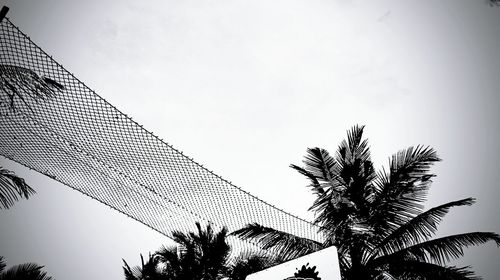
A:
1,0,500,279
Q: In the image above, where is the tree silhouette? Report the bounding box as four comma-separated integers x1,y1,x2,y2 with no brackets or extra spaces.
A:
123,222,277,280
234,125,500,279
124,222,232,280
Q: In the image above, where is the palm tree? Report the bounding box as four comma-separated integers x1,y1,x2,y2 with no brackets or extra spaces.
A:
124,222,232,280
0,167,35,209
234,125,500,279
160,222,231,280
0,256,53,280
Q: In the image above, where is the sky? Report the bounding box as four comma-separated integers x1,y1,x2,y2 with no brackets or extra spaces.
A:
0,0,500,279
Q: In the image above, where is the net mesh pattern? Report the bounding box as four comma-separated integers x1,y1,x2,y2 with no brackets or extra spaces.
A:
0,17,323,255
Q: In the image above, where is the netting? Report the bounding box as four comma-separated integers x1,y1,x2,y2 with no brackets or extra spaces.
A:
0,15,323,254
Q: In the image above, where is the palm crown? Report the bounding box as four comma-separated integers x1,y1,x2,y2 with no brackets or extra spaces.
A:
234,125,500,279
123,222,277,280
124,222,231,280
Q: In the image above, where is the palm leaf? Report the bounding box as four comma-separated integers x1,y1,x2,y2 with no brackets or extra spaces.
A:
0,257,5,274
122,254,162,280
371,198,476,259
389,145,440,181
0,167,36,209
0,64,63,112
291,147,343,194
335,125,371,169
227,252,279,280
155,245,179,263
373,271,397,280
0,262,53,280
289,164,323,195
377,232,500,266
385,261,480,280
231,223,322,260
155,245,183,277
370,146,441,234
122,259,138,280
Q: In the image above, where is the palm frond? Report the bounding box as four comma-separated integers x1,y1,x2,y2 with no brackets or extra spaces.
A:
155,245,179,262
231,223,323,260
370,146,441,233
333,126,376,212
155,245,184,278
385,261,480,280
378,232,500,266
389,145,440,182
122,259,138,280
0,257,5,274
172,230,195,251
0,64,63,112
335,125,370,168
289,164,323,195
373,271,397,280
372,198,476,259
373,145,440,199
292,147,343,193
227,252,279,280
0,167,36,209
122,254,162,280
0,262,53,280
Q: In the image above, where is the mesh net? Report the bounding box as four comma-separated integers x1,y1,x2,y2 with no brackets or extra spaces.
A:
0,16,323,255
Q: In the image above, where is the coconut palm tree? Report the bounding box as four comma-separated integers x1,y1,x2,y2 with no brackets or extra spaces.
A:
234,125,500,279
123,222,233,280
0,167,35,209
123,222,276,280
159,222,231,280
0,256,53,280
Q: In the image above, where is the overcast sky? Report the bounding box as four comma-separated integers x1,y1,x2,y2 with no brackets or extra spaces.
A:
1,0,500,279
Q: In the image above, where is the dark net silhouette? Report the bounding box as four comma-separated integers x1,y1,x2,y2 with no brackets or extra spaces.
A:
0,12,323,255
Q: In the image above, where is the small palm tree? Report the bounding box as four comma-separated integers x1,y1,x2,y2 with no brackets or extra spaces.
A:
0,167,35,209
234,125,500,279
124,222,232,280
158,222,230,280
0,256,53,280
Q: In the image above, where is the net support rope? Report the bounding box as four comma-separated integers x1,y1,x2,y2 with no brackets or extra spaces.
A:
0,14,324,256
